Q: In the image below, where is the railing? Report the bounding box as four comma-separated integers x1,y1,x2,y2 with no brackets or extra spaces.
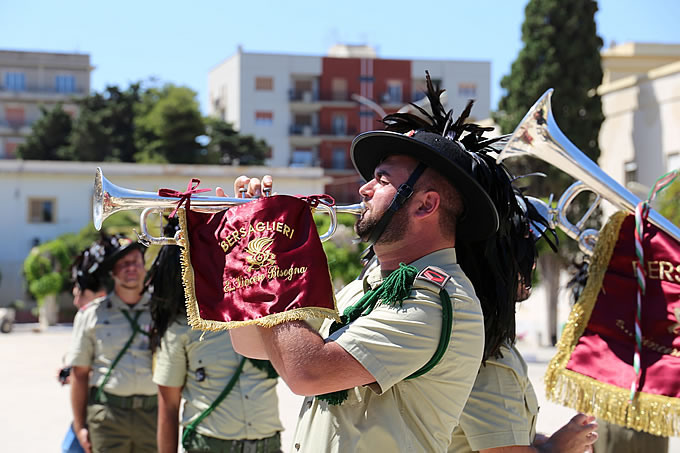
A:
288,90,319,102
289,124,319,136
0,85,86,95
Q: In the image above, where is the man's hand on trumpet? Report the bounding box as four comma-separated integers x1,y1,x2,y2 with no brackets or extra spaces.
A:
215,175,273,199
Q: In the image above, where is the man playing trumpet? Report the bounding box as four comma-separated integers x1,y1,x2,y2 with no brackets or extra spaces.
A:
226,82,510,452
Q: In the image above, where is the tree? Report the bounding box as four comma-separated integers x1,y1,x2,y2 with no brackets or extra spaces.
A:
16,104,72,160
65,84,143,162
134,84,205,164
494,0,604,345
658,179,680,226
314,213,366,287
204,117,269,165
18,81,270,166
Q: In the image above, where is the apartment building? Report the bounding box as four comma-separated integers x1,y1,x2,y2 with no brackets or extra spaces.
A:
208,45,491,202
0,50,92,159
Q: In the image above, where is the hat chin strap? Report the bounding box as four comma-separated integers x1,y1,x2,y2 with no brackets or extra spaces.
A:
361,163,427,259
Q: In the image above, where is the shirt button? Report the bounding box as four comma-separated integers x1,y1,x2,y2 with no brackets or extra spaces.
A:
244,395,249,399
247,422,252,427
295,443,301,450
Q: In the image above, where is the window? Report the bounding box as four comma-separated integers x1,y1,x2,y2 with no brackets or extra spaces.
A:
255,111,273,126
55,75,76,93
255,77,274,91
4,141,20,158
332,114,347,135
291,148,314,167
624,161,638,186
331,78,348,101
458,83,477,98
332,148,346,169
5,106,25,128
385,80,403,103
4,72,26,91
28,198,55,223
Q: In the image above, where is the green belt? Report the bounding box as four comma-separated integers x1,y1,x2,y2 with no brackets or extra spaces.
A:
183,431,281,453
89,387,157,410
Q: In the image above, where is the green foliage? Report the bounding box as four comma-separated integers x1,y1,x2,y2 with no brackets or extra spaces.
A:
134,84,205,164
314,213,366,287
494,0,604,199
22,211,140,304
65,84,143,162
204,117,268,165
19,81,268,166
658,179,680,226
16,104,72,160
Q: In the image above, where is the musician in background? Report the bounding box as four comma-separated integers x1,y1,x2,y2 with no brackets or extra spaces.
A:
60,236,114,453
150,217,283,453
449,195,598,453
66,235,157,453
225,76,538,452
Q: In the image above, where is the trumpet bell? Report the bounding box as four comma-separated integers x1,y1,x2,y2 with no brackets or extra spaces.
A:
497,89,680,254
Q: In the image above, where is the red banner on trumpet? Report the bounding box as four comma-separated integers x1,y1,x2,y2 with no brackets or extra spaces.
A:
177,194,339,330
546,211,680,437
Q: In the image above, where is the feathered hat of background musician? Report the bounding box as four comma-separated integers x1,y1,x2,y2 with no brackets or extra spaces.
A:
352,72,557,360
70,233,121,309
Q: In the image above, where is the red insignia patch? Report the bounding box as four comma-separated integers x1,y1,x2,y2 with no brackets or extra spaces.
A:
416,266,450,289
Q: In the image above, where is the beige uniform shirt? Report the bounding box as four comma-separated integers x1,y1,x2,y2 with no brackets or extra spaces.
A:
449,343,539,452
153,316,283,440
292,248,484,453
67,292,156,397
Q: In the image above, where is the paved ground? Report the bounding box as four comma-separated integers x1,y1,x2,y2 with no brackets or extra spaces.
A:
1,320,678,452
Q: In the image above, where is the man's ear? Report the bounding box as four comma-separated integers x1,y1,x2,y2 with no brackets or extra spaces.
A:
413,190,440,219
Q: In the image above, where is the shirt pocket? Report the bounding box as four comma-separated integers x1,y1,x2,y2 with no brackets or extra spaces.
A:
94,323,127,358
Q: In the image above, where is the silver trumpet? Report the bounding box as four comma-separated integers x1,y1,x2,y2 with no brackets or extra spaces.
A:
93,168,365,246
497,89,680,255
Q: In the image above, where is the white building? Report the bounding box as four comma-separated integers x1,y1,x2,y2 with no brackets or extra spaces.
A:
0,50,92,159
208,45,491,202
0,160,329,307
598,43,680,198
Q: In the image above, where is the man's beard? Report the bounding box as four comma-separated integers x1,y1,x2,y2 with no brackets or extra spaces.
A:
355,206,409,245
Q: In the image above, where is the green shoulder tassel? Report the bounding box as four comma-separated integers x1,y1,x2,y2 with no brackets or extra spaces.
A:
317,263,417,405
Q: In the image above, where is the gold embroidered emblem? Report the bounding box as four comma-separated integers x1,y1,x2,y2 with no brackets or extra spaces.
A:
244,237,276,271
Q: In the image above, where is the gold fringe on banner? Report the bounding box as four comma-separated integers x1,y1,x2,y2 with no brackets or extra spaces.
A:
177,209,340,332
545,211,680,437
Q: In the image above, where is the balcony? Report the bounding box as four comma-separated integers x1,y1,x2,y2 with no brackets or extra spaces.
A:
289,90,319,102
0,119,32,135
0,85,86,101
318,126,357,140
289,124,319,136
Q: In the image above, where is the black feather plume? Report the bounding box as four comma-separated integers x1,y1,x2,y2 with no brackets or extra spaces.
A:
378,71,558,360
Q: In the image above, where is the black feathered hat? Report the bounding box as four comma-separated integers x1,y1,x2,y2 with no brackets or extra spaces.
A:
351,71,503,241
100,234,145,272
351,130,499,241
71,235,115,292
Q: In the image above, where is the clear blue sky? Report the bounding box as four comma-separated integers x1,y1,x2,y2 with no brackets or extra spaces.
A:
2,0,679,114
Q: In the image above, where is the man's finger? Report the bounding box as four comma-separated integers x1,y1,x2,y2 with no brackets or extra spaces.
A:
234,176,250,197
262,175,273,194
215,187,226,197
248,177,262,198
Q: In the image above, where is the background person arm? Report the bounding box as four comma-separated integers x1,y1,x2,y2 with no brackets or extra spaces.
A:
70,365,92,453
157,385,182,453
479,414,598,453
